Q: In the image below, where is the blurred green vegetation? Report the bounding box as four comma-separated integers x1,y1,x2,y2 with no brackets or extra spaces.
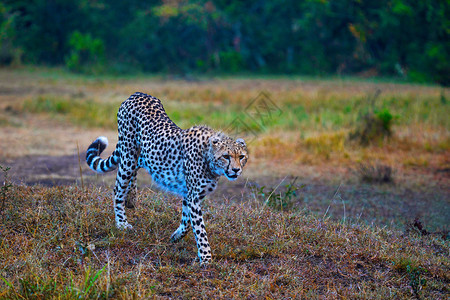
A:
22,90,449,136
23,96,119,128
1,0,448,85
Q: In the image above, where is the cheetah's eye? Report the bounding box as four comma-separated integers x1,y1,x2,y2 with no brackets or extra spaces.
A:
222,154,230,160
239,155,245,160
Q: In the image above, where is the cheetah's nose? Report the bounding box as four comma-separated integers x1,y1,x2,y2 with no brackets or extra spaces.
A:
232,168,240,173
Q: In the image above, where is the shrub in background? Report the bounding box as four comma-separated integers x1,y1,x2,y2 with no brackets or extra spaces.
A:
350,90,395,146
356,162,394,184
350,108,394,145
65,31,105,74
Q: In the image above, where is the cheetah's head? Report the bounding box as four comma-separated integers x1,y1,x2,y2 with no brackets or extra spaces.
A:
208,133,248,181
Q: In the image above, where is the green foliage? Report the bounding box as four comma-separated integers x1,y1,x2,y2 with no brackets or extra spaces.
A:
65,31,105,74
82,265,107,296
215,51,244,72
18,276,60,299
0,2,21,65
375,108,394,134
2,0,448,83
3,266,108,299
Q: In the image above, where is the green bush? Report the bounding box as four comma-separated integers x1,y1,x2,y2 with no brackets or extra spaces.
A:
216,51,244,72
375,108,394,134
65,31,105,74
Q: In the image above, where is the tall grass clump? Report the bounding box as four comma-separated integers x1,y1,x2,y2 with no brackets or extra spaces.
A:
350,108,394,145
349,90,396,145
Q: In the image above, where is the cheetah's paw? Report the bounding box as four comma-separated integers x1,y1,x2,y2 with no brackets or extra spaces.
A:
170,229,184,243
116,221,133,230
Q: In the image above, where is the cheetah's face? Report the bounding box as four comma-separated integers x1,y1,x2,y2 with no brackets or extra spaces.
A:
209,134,248,181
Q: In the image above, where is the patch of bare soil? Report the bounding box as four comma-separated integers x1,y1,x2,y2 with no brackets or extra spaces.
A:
1,154,93,186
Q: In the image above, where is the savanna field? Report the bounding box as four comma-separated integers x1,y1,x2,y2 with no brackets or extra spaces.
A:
0,67,449,299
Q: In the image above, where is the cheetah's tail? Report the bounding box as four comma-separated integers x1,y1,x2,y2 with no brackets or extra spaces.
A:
86,136,120,173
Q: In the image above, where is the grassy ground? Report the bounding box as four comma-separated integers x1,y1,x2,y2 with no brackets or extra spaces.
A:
0,67,449,298
0,185,448,299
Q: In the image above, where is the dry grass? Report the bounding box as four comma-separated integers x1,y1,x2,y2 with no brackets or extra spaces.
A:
0,185,448,299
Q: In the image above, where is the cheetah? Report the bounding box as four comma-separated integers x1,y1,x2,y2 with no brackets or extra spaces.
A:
86,92,248,264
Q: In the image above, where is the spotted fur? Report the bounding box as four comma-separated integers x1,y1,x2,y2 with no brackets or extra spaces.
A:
86,92,248,263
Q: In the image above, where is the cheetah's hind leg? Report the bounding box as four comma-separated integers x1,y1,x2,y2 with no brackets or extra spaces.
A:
170,198,191,242
125,169,138,209
113,148,139,230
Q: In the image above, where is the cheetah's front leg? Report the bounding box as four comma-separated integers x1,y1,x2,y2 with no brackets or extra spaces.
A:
188,196,211,264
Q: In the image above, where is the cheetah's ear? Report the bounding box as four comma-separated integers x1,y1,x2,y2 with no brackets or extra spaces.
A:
236,138,246,147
